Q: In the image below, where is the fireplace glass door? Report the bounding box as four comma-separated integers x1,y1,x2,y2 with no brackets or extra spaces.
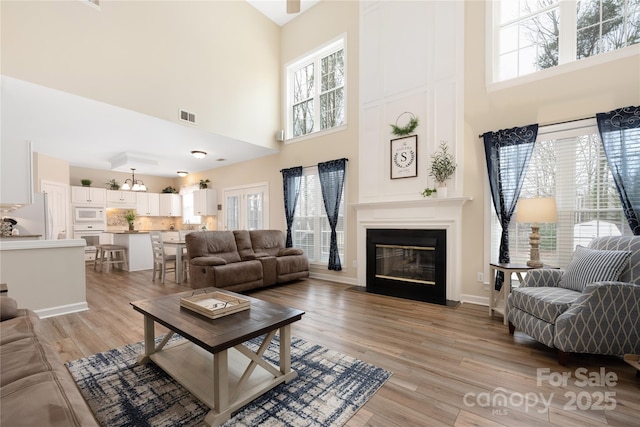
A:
375,244,436,285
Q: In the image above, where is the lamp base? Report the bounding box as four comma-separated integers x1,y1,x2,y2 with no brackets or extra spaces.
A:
527,224,543,269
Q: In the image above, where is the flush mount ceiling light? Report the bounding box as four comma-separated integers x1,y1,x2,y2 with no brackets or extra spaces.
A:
191,150,207,159
177,171,188,177
121,168,147,192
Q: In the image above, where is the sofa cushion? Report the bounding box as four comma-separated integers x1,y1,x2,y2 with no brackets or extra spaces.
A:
558,245,632,292
250,230,285,257
509,287,581,324
186,231,241,264
233,230,255,260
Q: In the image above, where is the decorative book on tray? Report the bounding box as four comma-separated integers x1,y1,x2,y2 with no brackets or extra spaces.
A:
180,291,250,319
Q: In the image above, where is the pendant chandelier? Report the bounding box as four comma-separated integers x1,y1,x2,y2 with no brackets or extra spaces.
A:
121,168,147,192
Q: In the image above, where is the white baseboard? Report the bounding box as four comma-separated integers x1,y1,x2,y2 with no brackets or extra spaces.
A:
308,272,359,286
35,302,89,319
460,294,489,307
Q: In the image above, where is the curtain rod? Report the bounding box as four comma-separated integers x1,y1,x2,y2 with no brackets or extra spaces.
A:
280,158,348,173
477,115,596,139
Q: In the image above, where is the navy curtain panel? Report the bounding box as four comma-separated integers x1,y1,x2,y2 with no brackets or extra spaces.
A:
483,124,538,290
318,158,347,271
596,106,640,236
281,166,303,248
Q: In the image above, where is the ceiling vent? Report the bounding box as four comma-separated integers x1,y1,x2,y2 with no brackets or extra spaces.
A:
180,109,196,124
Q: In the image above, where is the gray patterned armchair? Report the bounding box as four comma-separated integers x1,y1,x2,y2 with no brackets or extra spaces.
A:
507,236,640,365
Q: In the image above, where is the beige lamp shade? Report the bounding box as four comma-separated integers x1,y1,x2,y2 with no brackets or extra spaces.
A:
516,197,557,224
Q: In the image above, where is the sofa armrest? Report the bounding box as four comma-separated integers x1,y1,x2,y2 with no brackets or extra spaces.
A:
191,256,227,266
554,282,640,355
278,248,304,256
522,269,564,288
1,296,18,321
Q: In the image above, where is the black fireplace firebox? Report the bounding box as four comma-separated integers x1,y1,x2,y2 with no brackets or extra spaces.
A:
366,228,446,305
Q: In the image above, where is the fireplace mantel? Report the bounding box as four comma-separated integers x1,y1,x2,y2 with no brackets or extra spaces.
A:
350,197,472,211
354,196,472,302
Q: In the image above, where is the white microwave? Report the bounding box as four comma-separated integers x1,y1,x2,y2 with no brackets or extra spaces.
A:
73,206,105,223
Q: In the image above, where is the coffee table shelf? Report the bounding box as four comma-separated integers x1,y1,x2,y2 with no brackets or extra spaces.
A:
150,338,296,420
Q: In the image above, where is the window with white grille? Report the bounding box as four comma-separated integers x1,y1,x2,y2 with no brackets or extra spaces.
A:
286,37,346,140
490,119,627,268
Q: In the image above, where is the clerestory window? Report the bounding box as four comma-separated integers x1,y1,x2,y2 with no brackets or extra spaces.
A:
490,0,640,82
286,36,346,140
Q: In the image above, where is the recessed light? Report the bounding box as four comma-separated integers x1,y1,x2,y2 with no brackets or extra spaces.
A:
177,171,188,177
216,158,226,162
191,150,207,159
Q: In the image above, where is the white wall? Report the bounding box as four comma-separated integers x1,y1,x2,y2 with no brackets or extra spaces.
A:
1,1,281,150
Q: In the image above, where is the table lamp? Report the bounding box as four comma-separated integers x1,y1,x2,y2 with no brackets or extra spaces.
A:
516,197,557,268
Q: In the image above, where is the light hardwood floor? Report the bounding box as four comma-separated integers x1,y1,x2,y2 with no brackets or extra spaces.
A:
39,267,639,427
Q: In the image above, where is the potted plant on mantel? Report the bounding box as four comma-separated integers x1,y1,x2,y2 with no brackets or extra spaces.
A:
429,141,457,198
125,210,136,231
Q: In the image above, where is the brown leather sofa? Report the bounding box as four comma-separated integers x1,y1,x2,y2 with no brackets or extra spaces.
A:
185,229,309,292
0,296,99,427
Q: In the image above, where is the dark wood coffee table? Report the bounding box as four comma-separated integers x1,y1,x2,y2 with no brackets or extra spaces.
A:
130,288,305,427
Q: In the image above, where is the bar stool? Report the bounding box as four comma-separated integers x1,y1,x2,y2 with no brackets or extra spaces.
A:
94,244,128,273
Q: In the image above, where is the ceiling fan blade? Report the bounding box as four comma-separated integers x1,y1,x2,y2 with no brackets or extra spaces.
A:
287,0,300,14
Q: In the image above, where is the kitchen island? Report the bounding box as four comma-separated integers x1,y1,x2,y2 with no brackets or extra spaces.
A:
108,231,153,271
0,239,87,317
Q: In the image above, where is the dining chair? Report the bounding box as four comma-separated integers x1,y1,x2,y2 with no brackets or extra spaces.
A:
149,231,186,283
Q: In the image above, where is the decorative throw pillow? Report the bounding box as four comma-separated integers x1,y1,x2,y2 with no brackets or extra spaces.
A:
558,245,632,292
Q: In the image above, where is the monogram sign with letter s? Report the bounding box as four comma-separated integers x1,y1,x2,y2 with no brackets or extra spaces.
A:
390,135,418,179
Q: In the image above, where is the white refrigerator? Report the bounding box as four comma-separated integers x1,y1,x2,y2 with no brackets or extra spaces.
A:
9,192,53,239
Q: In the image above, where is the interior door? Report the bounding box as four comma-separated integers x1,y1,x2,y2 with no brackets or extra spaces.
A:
223,183,269,231
40,180,69,239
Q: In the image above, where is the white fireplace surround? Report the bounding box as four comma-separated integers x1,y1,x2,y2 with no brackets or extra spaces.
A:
353,197,472,302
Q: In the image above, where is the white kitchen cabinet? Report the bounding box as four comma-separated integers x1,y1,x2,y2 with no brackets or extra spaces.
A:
136,192,160,216
71,186,107,206
159,193,182,217
106,190,137,208
0,140,33,210
193,189,217,216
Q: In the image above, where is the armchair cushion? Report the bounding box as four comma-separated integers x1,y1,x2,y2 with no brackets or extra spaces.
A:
510,287,581,324
557,245,631,292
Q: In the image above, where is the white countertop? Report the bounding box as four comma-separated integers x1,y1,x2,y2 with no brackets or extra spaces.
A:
0,239,86,251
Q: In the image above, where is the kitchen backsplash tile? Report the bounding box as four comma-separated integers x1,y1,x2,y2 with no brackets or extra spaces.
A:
106,209,216,231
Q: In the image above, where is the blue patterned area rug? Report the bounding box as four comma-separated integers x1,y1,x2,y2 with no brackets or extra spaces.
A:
66,335,391,427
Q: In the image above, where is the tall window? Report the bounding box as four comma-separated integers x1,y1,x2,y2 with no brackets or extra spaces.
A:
492,0,640,81
286,37,345,139
292,167,345,264
490,120,627,268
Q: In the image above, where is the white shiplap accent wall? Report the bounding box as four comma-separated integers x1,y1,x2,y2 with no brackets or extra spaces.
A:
358,0,465,202
356,1,466,301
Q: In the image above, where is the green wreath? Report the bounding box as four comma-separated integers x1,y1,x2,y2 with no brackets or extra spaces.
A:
390,112,419,136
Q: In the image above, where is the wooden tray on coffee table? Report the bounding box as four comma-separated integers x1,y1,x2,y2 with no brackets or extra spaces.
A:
180,291,249,319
